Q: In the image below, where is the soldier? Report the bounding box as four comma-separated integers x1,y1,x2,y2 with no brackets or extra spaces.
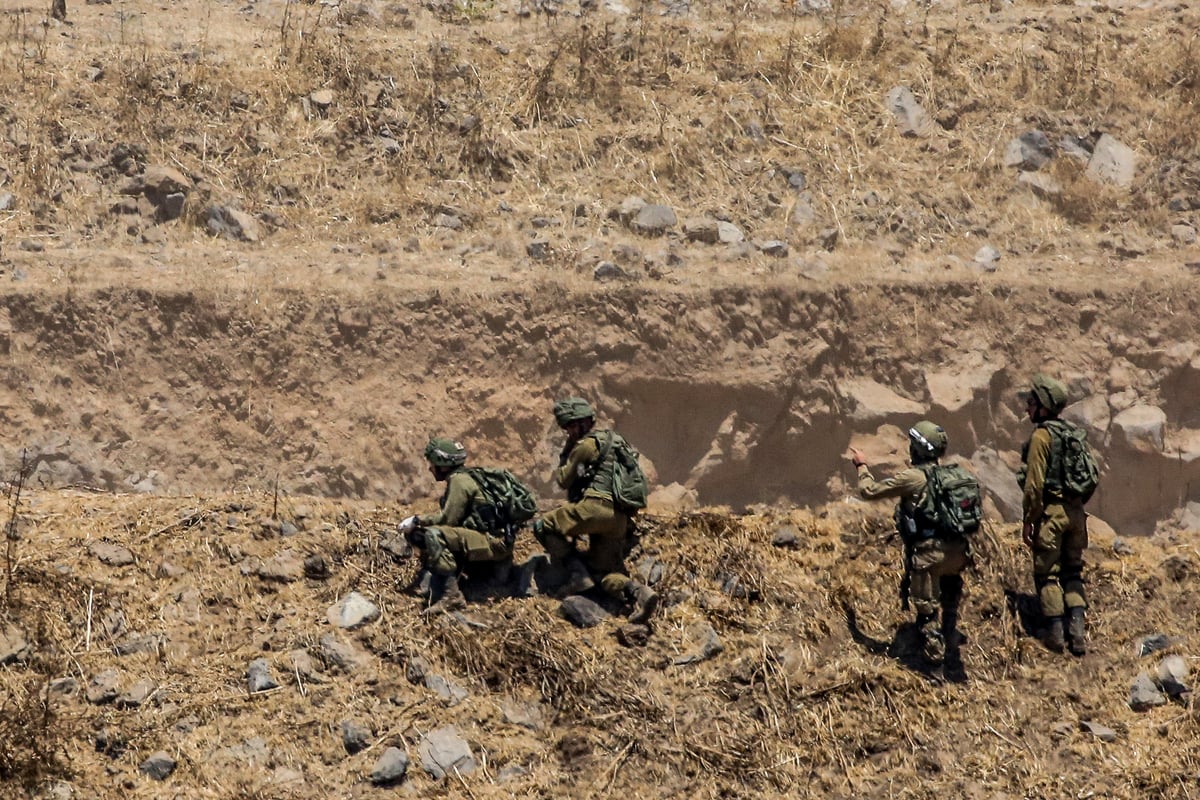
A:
533,397,658,624
399,437,515,614
850,421,972,672
1018,374,1092,656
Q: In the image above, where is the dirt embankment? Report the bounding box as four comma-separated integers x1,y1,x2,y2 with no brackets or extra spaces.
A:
2,279,1200,534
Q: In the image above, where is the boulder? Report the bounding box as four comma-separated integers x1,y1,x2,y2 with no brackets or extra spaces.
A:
86,669,121,705
501,698,545,731
1017,171,1062,198
973,245,1000,271
424,673,469,706
114,679,156,709
771,526,800,548
969,448,1023,522
90,541,135,567
647,482,698,513
206,205,260,242
1080,721,1118,743
560,596,609,628
672,623,724,665
318,633,368,673
247,658,279,693
1157,655,1190,697
1062,394,1110,441
837,379,924,423
257,550,304,582
631,204,677,236
341,719,371,754
139,752,176,781
1111,404,1167,452
0,624,30,665
1086,134,1136,188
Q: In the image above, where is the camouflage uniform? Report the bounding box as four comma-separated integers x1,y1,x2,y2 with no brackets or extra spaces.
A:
537,432,632,596
856,464,969,636
417,468,512,577
1020,427,1088,625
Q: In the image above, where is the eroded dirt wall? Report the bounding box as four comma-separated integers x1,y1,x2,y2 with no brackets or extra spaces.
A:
0,281,1196,533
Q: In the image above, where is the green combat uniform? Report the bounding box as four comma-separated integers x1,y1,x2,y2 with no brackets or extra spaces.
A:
1018,373,1092,656
853,420,971,672
535,397,658,624
417,468,512,577
538,432,632,597
857,464,969,658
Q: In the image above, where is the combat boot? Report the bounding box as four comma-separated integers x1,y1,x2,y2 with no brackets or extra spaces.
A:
918,616,945,663
625,580,659,624
423,573,466,615
1067,607,1087,656
1043,617,1066,653
562,557,596,595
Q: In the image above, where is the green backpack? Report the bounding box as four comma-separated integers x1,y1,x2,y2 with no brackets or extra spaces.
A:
596,431,649,515
1044,420,1100,504
464,467,538,536
914,463,983,539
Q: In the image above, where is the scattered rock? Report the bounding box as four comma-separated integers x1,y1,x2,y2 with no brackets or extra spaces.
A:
771,526,800,548
526,239,552,260
95,728,127,758
560,596,609,628
206,205,260,242
1080,720,1118,743
327,591,380,629
636,556,665,586
114,634,162,657
646,482,698,513
0,192,13,210
616,623,651,648
1137,633,1172,657
501,698,545,731
247,658,279,693
341,719,371,754
1062,394,1110,441
837,378,924,423
673,623,723,665
309,89,335,109
593,261,626,282
1129,672,1167,711
303,553,330,579
1157,655,1190,697
610,195,646,225
319,633,368,673
424,673,469,706
717,572,752,600
758,240,789,257
1003,131,1053,171
48,676,77,696
433,213,462,230
631,204,677,236
114,679,156,709
139,751,177,781
1111,537,1135,556
406,654,431,684
973,244,1000,271
288,649,327,685
1162,554,1194,582
90,541,135,567
418,726,476,780
0,624,30,665
86,669,121,705
257,550,304,582
1172,224,1197,245
369,747,409,786
885,86,935,138
1017,171,1062,197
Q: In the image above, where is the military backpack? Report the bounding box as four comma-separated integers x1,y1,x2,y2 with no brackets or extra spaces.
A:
594,430,650,515
910,463,983,540
463,467,538,537
1018,420,1100,504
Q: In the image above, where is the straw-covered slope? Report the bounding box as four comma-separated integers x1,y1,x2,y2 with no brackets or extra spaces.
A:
1,490,1195,799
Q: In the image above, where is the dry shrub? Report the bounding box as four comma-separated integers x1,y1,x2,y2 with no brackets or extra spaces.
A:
0,673,73,791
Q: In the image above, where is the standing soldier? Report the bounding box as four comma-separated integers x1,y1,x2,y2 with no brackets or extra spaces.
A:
533,397,658,624
850,421,976,673
1018,374,1096,656
399,438,518,614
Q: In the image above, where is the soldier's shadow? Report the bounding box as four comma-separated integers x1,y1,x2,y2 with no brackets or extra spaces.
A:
840,599,944,682
1003,589,1042,637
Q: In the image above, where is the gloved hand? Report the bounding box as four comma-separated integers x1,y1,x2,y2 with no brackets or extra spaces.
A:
399,515,419,535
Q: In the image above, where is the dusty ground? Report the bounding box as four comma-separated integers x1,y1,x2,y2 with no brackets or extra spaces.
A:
1,0,1200,797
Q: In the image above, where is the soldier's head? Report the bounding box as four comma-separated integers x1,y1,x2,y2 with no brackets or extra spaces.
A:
908,420,948,465
553,397,596,441
1021,374,1067,421
424,437,467,481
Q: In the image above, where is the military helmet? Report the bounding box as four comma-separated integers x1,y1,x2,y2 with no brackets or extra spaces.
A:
1027,373,1068,414
553,397,595,427
908,420,948,461
424,437,467,468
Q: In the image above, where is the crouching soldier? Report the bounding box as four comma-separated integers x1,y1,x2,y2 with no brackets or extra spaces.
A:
850,421,981,675
399,437,518,615
533,397,658,624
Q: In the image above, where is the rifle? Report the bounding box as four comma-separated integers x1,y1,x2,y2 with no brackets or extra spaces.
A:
899,539,914,611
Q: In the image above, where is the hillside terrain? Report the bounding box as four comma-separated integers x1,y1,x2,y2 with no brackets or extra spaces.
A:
1,0,1199,797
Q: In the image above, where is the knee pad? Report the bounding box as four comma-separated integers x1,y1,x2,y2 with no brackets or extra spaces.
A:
423,529,456,576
